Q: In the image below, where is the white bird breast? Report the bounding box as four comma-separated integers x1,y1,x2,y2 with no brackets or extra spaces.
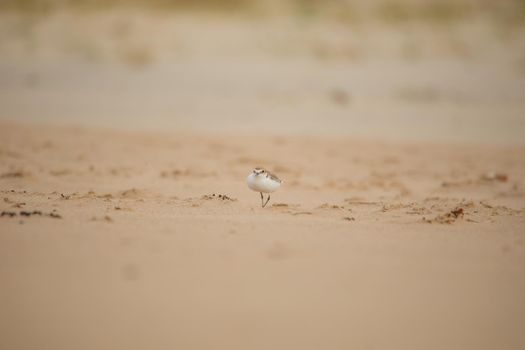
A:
247,173,281,193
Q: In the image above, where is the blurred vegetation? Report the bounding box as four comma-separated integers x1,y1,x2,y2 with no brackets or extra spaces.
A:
0,0,254,13
377,1,471,23
375,0,525,25
0,0,524,25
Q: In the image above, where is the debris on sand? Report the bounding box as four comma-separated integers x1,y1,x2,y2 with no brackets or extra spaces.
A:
119,189,142,199
201,194,236,201
343,216,355,221
442,179,473,187
480,172,508,182
90,215,112,222
451,208,464,217
423,207,464,224
291,211,312,216
1,210,61,219
442,172,509,188
1,171,29,178
48,211,62,219
329,88,351,106
317,203,345,210
4,197,26,208
344,198,382,206
272,203,289,207
20,210,42,216
406,206,432,215
381,202,411,212
479,201,493,209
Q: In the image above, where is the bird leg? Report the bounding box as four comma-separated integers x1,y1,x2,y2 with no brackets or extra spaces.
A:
260,192,264,207
262,194,271,208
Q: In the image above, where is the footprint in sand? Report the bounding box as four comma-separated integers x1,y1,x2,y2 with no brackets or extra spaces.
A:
317,203,345,210
120,263,141,282
0,170,30,179
266,241,293,261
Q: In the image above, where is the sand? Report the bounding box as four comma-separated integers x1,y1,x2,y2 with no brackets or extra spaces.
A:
1,5,525,349
1,121,524,350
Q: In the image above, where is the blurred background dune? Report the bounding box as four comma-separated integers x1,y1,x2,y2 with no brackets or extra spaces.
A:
1,0,524,143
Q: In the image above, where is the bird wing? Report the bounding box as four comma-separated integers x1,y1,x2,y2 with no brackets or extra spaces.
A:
266,171,282,183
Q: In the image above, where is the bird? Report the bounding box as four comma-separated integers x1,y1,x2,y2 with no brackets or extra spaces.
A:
246,167,282,208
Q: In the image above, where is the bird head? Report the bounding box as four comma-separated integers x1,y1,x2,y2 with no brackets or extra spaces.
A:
253,167,266,176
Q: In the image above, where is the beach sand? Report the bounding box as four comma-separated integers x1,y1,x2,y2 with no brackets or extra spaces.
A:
1,121,524,350
1,4,525,349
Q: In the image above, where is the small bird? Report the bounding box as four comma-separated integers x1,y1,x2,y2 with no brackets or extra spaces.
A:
246,167,282,208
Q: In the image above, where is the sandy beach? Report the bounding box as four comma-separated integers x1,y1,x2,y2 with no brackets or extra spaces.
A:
1,1,525,349
1,121,524,349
